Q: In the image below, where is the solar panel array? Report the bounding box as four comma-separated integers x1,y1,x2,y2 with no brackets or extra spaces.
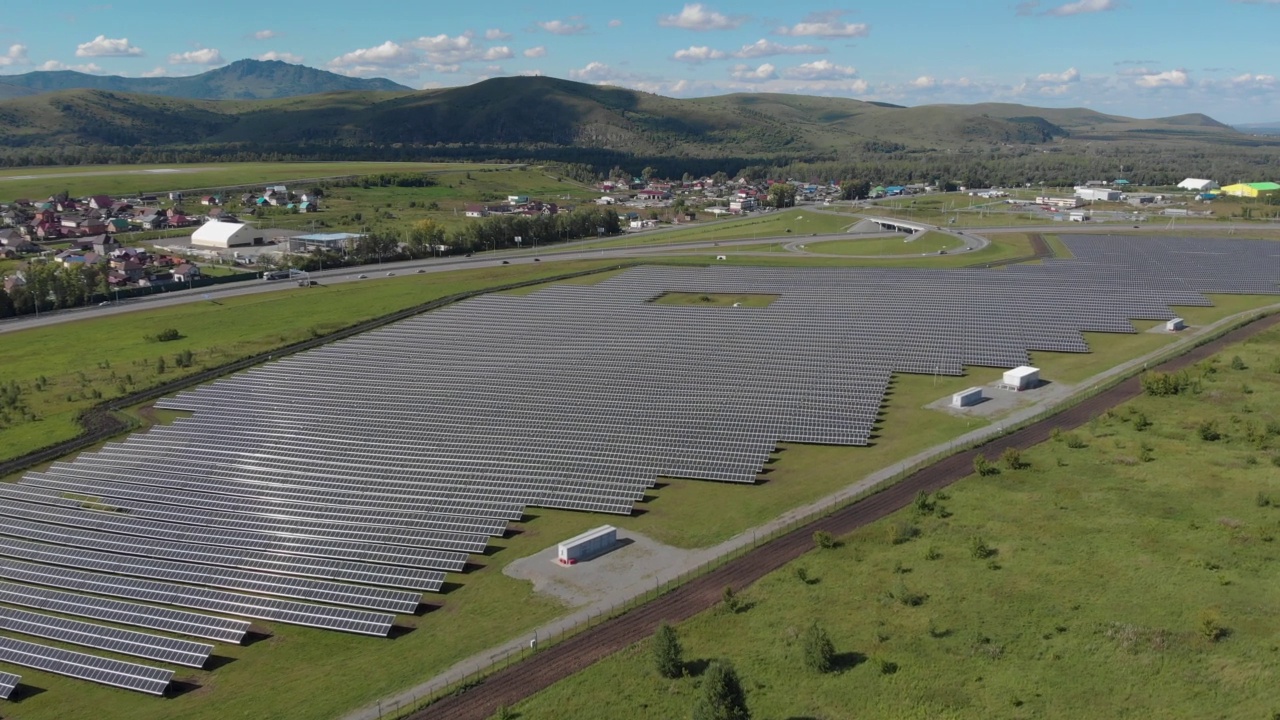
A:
0,671,18,700
2,234,1277,697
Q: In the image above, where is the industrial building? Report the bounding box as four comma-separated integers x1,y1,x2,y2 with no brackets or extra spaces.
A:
951,387,984,408
1036,196,1080,209
1002,366,1040,391
1221,182,1280,199
289,232,364,252
1075,187,1121,202
1167,317,1186,332
191,220,265,248
557,526,618,565
1177,178,1219,192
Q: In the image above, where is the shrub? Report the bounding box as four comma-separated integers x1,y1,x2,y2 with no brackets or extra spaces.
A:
1257,492,1273,508
692,661,751,720
653,622,683,679
801,621,835,674
1141,370,1194,396
1064,433,1087,449
155,356,166,374
1198,610,1227,642
722,586,741,614
875,658,899,675
794,567,809,584
924,545,942,561
1133,412,1152,431
970,536,995,559
1139,447,1155,463
1051,427,1062,442
1197,421,1221,442
813,531,837,549
913,491,935,516
974,455,999,476
1001,447,1026,470
888,521,919,545
1230,355,1246,370
155,328,183,342
891,581,927,607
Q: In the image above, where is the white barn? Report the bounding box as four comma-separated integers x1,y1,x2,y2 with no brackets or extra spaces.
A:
1177,178,1219,192
192,220,263,248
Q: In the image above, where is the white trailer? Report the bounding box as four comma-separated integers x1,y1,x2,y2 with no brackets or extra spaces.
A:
1002,366,1040,391
557,525,618,565
1166,317,1185,332
951,387,984,408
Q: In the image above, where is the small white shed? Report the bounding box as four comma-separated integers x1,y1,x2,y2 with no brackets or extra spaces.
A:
951,387,984,408
1166,317,1186,332
1002,366,1040,391
557,525,617,565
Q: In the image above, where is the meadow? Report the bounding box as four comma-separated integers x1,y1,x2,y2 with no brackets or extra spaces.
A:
514,325,1280,720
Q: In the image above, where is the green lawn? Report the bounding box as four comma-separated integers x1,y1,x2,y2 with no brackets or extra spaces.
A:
0,259,625,463
803,231,964,256
568,211,856,250
0,161,495,200
650,232,1035,269
651,292,780,308
514,326,1280,720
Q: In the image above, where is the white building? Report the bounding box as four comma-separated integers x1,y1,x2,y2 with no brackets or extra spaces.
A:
557,526,617,565
1075,187,1121,202
1068,211,1090,222
1166,317,1186,332
1036,196,1080,209
191,220,264,248
951,387,984,408
1002,366,1040,391
1177,178,1219,192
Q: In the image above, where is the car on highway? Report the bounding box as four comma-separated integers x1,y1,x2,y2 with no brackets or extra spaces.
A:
501,260,509,265
386,271,395,276
98,301,111,306
357,274,368,279
416,269,426,274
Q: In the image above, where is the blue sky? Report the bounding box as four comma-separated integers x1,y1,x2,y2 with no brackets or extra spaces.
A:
2,1,1279,123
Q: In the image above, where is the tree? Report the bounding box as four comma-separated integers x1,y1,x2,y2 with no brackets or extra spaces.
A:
767,183,797,208
653,622,683,679
840,179,871,200
801,621,835,673
692,661,750,720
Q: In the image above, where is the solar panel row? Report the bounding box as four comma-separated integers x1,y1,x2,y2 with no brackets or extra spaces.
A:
0,636,172,696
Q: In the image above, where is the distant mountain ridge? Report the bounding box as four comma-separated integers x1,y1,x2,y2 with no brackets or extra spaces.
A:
1235,121,1280,135
0,74,1251,157
0,59,411,100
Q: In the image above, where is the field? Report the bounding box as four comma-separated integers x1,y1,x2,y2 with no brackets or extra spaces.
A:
650,232,1036,268
0,161,495,200
514,325,1280,720
567,210,857,250
802,231,964,256
3,233,1278,720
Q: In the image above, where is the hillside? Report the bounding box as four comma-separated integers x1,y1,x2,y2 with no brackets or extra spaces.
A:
0,74,1251,156
0,59,410,100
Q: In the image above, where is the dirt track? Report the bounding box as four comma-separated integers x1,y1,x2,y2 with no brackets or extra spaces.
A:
414,311,1280,720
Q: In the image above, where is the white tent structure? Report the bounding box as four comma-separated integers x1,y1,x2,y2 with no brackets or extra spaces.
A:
1177,178,1219,192
192,220,263,248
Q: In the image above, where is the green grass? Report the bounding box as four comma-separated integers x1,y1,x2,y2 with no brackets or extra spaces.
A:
514,326,1280,720
0,259,625,463
1042,233,1074,259
803,231,964,256
568,210,856,250
650,292,780,308
0,161,494,200
649,232,1035,269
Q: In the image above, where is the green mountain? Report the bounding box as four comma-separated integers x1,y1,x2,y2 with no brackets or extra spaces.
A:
0,59,410,100
0,74,1248,154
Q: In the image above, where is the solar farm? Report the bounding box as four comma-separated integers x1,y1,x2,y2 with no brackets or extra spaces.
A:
0,234,1277,703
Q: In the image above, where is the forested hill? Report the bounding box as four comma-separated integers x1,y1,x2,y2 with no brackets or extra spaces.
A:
0,59,409,100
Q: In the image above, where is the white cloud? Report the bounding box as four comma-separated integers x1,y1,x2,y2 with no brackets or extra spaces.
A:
783,59,857,80
775,11,869,37
1116,66,1153,77
1039,84,1071,95
0,44,28,66
1224,72,1276,89
169,48,224,65
411,34,475,62
141,66,168,77
484,28,511,41
483,46,513,61
1134,68,1189,88
910,75,936,89
252,30,278,40
329,41,416,70
523,46,546,58
75,35,143,57
659,4,745,31
733,39,826,58
538,19,589,35
568,61,619,82
258,51,305,64
1036,67,1080,83
672,45,727,63
434,64,461,74
36,60,104,73
1045,0,1118,16
730,63,777,82
608,19,623,27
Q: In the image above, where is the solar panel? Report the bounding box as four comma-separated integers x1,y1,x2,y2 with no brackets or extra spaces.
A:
0,636,172,696
0,671,17,700
0,607,212,668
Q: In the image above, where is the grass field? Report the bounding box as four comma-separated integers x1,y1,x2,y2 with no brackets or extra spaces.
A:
567,211,857,250
803,231,964,256
0,259,626,463
651,232,1035,269
514,325,1280,720
651,292,780,308
0,161,495,200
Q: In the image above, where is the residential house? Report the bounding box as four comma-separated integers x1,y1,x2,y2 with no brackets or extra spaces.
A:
200,196,220,206
88,195,113,210
464,204,489,218
172,264,201,283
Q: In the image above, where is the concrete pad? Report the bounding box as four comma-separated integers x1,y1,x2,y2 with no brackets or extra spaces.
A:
925,378,1076,420
504,528,704,608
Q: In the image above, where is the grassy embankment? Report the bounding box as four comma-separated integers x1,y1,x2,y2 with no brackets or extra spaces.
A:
515,325,1280,720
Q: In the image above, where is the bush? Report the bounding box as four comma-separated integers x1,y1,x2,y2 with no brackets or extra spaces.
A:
974,455,999,476
722,586,742,614
1231,355,1247,370
794,566,809,584
924,545,942,561
1197,420,1221,442
1064,433,1088,449
1133,412,1152,431
155,328,183,342
813,531,837,549
888,521,919,545
801,621,835,674
1257,492,1273,508
970,536,995,559
1141,370,1194,396
874,658,899,675
692,661,751,720
913,491,935,516
652,622,683,679
1198,610,1227,642
891,581,927,607
1001,447,1026,470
